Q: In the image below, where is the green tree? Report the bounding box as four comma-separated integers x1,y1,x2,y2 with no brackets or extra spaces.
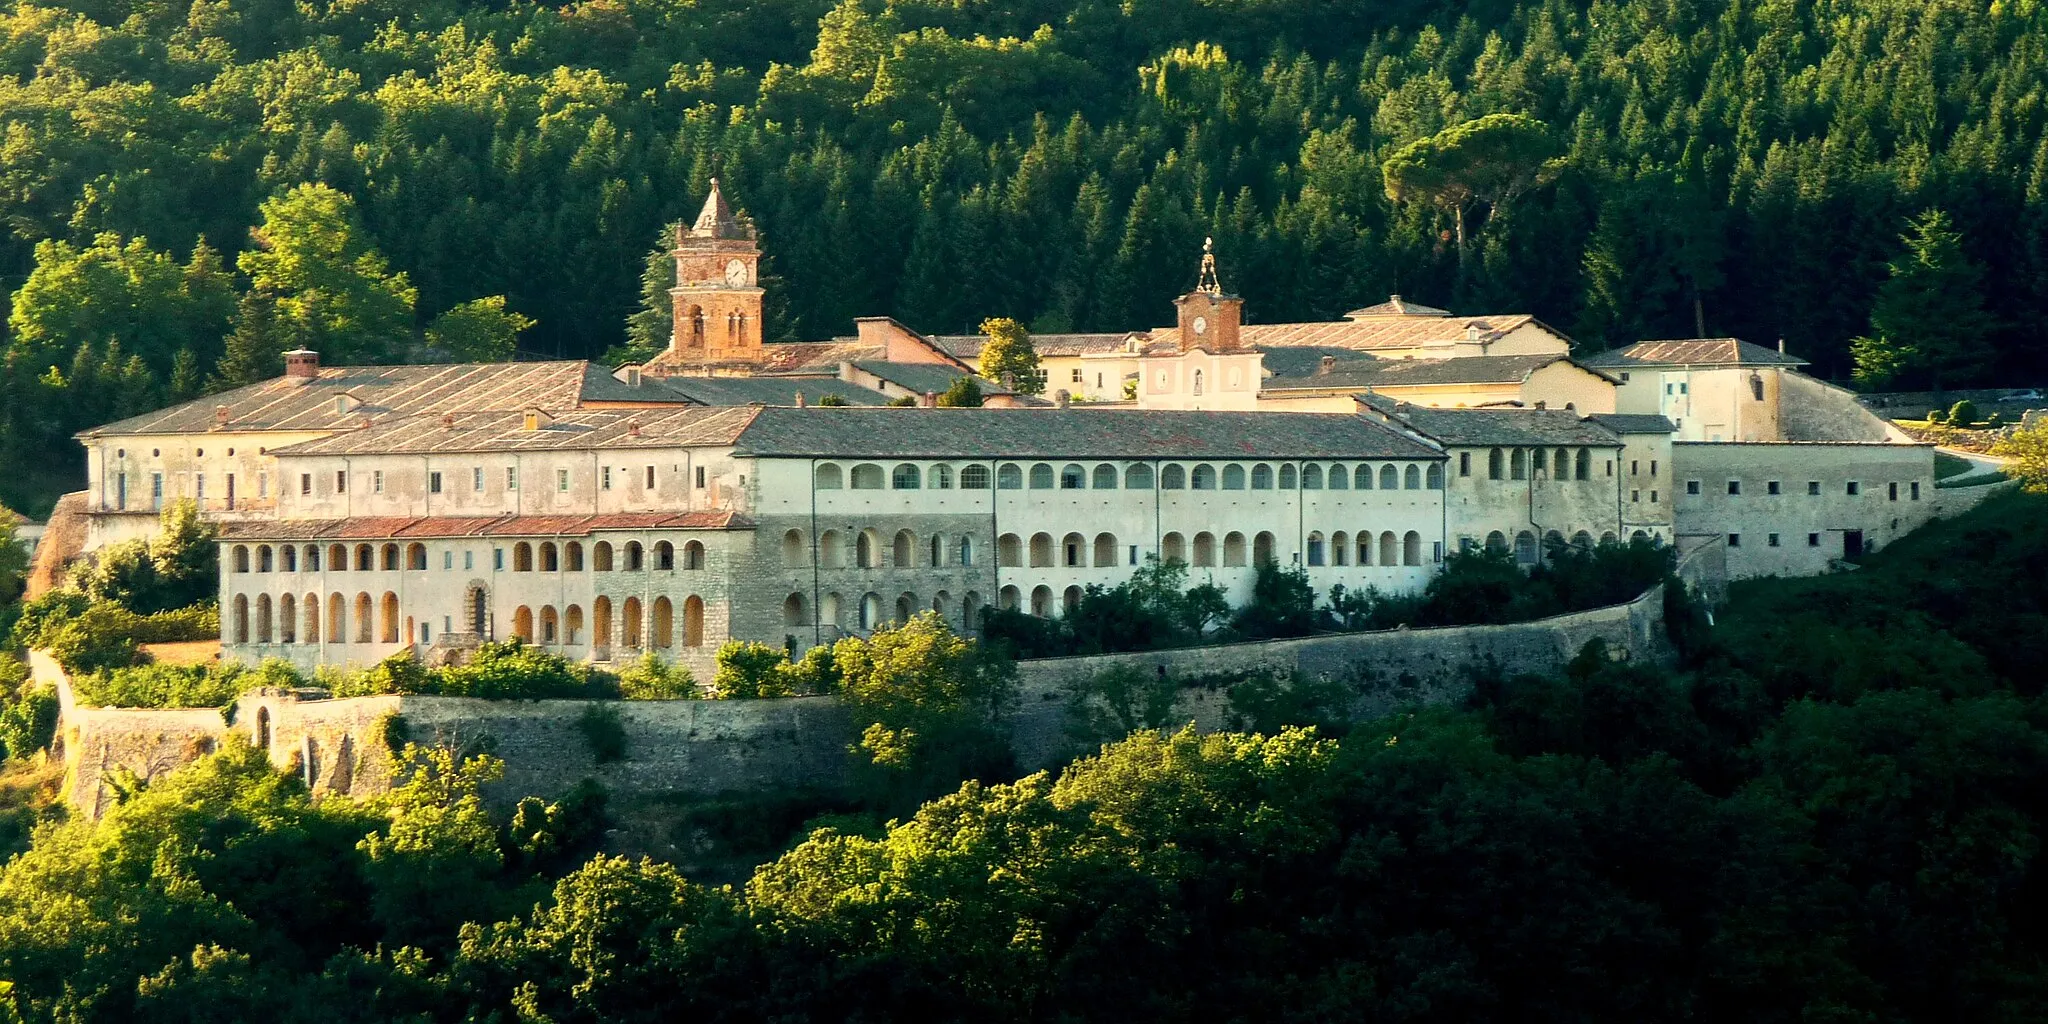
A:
1854,210,1999,390
426,296,535,362
237,184,417,366
976,317,1042,394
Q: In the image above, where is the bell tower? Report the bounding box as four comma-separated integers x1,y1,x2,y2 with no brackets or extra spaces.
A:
669,179,765,364
1173,238,1243,353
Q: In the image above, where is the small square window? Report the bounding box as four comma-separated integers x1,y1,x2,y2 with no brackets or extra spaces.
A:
1768,533,1781,547
1767,480,1780,495
1686,480,1701,495
1728,533,1741,548
1807,533,1821,547
1727,480,1741,495
1846,481,1860,496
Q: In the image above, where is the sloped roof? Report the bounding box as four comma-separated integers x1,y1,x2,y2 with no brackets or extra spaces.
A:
1239,314,1553,353
732,407,1440,460
220,510,749,540
1263,354,1597,391
270,407,761,456
1362,395,1623,447
1579,338,1808,368
81,361,621,437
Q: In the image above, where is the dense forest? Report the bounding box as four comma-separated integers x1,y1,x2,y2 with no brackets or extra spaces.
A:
0,488,2042,1022
0,0,2045,512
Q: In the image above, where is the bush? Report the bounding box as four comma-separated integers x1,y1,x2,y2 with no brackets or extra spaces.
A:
1949,399,1980,427
576,704,628,763
617,654,697,699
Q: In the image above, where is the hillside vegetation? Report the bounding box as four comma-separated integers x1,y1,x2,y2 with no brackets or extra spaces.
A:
2,0,2046,511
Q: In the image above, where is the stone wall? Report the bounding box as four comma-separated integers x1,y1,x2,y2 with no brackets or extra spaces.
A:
52,588,1663,816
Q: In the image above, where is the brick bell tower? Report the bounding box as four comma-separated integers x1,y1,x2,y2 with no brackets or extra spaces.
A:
668,179,764,364
1173,237,1243,353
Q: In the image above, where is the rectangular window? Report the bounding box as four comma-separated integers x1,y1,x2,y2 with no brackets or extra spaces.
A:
1768,533,1781,547
1727,480,1741,495
1846,481,1860,496
1808,481,1821,495
1459,451,1471,477
1808,533,1821,547
429,471,443,494
695,466,707,489
493,548,504,570
298,473,311,496
506,467,518,490
645,466,655,489
473,467,485,492
1686,480,1701,495
556,469,569,492
602,466,613,490
1888,482,1898,501
1728,533,1741,548
1912,481,1921,500
335,470,347,492
1767,480,1781,495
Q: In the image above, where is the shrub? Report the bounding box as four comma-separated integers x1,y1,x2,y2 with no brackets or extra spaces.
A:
1949,399,1979,427
576,704,628,763
617,654,697,699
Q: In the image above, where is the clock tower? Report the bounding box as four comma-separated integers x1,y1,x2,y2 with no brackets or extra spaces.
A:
668,179,765,364
1174,237,1243,353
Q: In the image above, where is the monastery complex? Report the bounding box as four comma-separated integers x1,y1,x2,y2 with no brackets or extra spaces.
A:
53,182,1941,674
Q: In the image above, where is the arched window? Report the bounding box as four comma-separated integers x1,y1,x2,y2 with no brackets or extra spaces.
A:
1327,464,1347,490
1093,533,1117,566
1030,533,1054,567
1331,531,1349,566
1278,464,1297,489
407,543,428,570
998,533,1022,567
783,593,808,627
1250,464,1273,489
255,595,272,643
380,544,399,571
1355,465,1373,489
1485,530,1507,552
1160,464,1186,489
1575,448,1591,480
929,465,953,489
958,536,974,566
850,464,885,489
540,542,559,572
892,463,921,489
1124,464,1153,489
996,464,1023,489
1379,532,1399,567
1060,464,1086,489
654,541,675,570
1381,465,1400,490
961,465,990,489
1488,448,1504,480
257,546,273,572
1426,464,1444,489
513,543,534,572
652,597,674,649
593,597,612,648
1092,464,1117,489
566,542,584,571
1193,532,1217,567
1030,586,1054,617
683,596,704,647
1062,532,1085,567
1306,532,1325,566
622,597,643,647
1222,464,1246,489
1514,530,1538,564
625,541,644,571
1191,465,1217,490
1162,532,1187,563
1403,531,1422,566
820,530,844,568
1222,532,1246,567
381,592,399,643
232,546,249,573
1029,463,1055,489
893,530,916,568
1511,449,1527,480
1254,532,1276,567
594,541,614,571
1403,464,1420,489
815,464,843,489
279,594,296,643
232,595,250,644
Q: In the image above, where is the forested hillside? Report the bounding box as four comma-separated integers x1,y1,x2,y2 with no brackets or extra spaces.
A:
2,0,2044,513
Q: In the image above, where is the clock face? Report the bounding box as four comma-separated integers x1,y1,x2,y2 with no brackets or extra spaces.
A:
724,259,748,288
1192,315,1209,336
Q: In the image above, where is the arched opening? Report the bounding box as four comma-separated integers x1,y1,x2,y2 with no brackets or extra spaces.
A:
1193,532,1216,567
651,597,673,649
232,595,250,644
893,530,916,568
255,595,273,644
540,542,559,572
782,529,806,566
1029,533,1054,567
655,541,675,570
622,597,643,648
683,596,704,647
1253,531,1276,567
1093,533,1117,567
1222,532,1246,567
1403,531,1422,566
1030,586,1054,617
540,606,560,645
512,605,534,642
1062,532,1085,567
684,541,705,569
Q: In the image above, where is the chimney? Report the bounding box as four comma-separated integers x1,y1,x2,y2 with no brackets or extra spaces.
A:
213,405,230,429
923,391,937,408
1318,355,1337,375
1055,389,1071,409
794,391,806,408
283,349,320,381
441,413,456,429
